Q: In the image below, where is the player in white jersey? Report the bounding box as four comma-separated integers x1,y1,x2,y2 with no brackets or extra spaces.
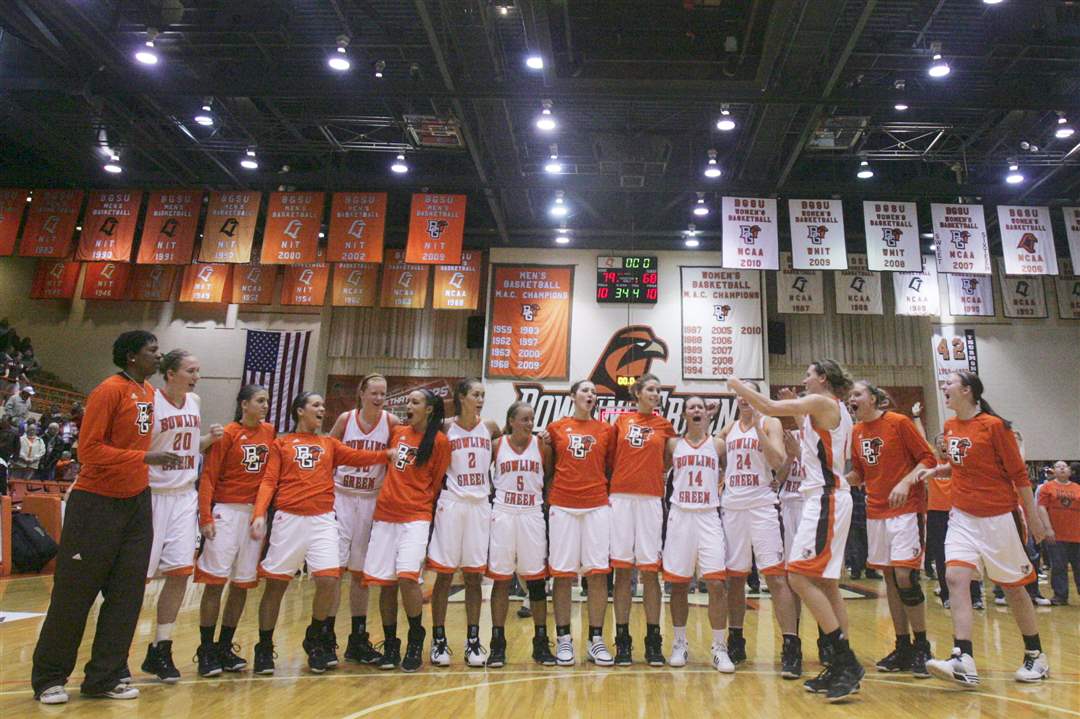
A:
777,428,806,563
729,361,864,702
719,380,801,677
327,373,399,666
486,401,556,668
141,350,223,684
662,396,734,673
428,378,502,667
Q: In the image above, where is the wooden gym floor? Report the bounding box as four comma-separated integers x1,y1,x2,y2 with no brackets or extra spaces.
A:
1,572,1078,718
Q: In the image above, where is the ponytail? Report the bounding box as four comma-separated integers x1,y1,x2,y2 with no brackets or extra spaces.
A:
503,400,532,436
416,389,446,466
811,359,853,396
234,384,266,422
855,380,893,411
453,377,482,417
955,370,1011,429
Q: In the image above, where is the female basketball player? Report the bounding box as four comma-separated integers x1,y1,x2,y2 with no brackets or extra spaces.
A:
608,373,676,666
847,381,936,678
545,380,617,667
194,385,275,677
718,379,801,678
487,401,556,667
427,378,502,667
141,350,224,684
362,389,451,672
728,361,864,702
327,374,400,665
663,396,734,673
250,392,389,675
920,371,1050,686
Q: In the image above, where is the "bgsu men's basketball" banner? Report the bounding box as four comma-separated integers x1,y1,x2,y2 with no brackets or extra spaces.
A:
180,262,232,303
996,205,1059,276
721,197,779,270
75,190,143,261
863,200,920,271
486,264,574,381
331,263,379,307
0,188,27,255
931,203,991,275
280,251,330,306
19,190,83,258
262,192,324,264
29,259,81,299
405,193,466,265
200,191,261,263
81,262,133,301
130,265,178,302
230,264,276,305
327,192,386,263
433,250,482,310
380,250,430,308
680,266,764,381
787,199,847,270
136,190,201,264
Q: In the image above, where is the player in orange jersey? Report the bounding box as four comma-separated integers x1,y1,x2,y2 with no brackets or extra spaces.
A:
609,373,676,666
847,381,936,678
921,371,1049,686
194,385,275,677
1038,461,1080,605
250,392,389,675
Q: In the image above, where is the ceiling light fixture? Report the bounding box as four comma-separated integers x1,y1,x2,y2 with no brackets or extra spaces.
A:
1005,160,1023,184
715,106,736,132
525,55,544,70
927,44,950,78
893,79,908,111
929,244,937,250
194,113,214,126
496,3,512,15
555,226,570,244
104,153,122,174
982,0,1004,5
894,103,909,111
549,190,568,218
684,224,700,248
201,98,213,112
373,60,386,78
390,154,409,173
544,145,562,174
535,100,557,132
703,148,722,178
135,28,160,65
856,159,874,179
1055,115,1075,139
693,192,709,217
328,36,351,71
240,148,258,170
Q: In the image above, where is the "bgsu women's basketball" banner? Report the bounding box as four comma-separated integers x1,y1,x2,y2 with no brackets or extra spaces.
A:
996,205,1059,276
486,264,574,381
75,190,143,262
787,199,847,270
136,190,201,264
721,197,779,270
405,193,466,265
931,203,991,275
19,190,83,258
863,200,920,271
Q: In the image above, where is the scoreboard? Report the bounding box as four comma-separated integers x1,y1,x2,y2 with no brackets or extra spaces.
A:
596,255,659,303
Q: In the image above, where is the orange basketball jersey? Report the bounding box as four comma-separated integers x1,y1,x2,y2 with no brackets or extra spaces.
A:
609,411,676,497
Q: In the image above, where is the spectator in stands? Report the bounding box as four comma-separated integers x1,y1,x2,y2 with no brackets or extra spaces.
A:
37,423,64,480
69,402,84,431
54,450,76,483
0,415,18,465
39,404,62,431
21,347,41,377
4,385,34,429
15,422,46,479
5,351,28,386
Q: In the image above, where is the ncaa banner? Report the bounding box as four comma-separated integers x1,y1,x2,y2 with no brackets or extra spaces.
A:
380,249,431,308
280,250,329,306
179,262,232,303
231,264,277,305
997,205,1059,276
328,192,386,263
136,190,201,264
200,191,261,263
405,193,467,265
680,267,764,381
1064,207,1080,272
721,197,779,270
863,200,920,271
1057,258,1080,320
433,250,482,310
835,254,883,315
931,327,978,389
998,260,1046,319
29,259,80,299
19,189,83,258
331,263,379,307
931,203,991,275
75,190,143,261
776,252,824,314
946,272,994,317
787,199,847,270
486,264,574,381
261,191,324,264
892,255,940,316
130,265,178,302
0,188,28,255
80,262,132,301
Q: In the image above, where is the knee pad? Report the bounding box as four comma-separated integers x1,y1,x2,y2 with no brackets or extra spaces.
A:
896,571,924,606
527,579,547,602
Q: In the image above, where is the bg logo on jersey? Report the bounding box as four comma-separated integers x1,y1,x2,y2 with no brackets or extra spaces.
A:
293,445,323,469
860,437,884,466
626,424,654,448
241,444,269,473
135,402,153,435
567,434,596,459
947,436,972,465
394,443,418,470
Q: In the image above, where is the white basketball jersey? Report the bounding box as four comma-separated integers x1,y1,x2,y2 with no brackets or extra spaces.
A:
148,389,201,491
670,437,721,509
335,410,390,494
722,418,776,510
779,429,806,503
800,399,852,493
492,435,544,512
444,419,493,500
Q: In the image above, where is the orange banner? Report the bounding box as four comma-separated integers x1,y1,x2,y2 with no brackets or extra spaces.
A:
130,265,178,302
405,193,466,265
380,250,430,308
200,191,261,262
433,250,482,310
261,191,324,264
179,262,232,303
327,192,386,262
80,262,133,301
19,189,83,258
75,190,143,261
486,264,574,380
136,190,201,264
331,263,379,307
280,251,329,306
231,264,277,305
29,259,81,299
0,188,28,255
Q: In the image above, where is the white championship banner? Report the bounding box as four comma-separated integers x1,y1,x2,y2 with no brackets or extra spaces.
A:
946,272,994,317
863,200,921,271
721,197,779,270
1057,258,1080,320
997,205,1059,276
835,253,883,315
1065,207,1080,271
931,327,978,389
680,266,764,381
931,203,991,275
787,199,847,270
999,260,1047,319
776,252,824,314
892,254,940,317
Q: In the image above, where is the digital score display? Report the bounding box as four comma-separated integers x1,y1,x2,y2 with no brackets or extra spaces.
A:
596,255,659,303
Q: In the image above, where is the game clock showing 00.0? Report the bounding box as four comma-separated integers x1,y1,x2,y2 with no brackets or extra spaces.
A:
596,255,659,304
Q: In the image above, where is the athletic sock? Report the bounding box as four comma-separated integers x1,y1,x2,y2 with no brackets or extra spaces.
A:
407,614,423,633
467,624,479,640
219,625,236,646
433,625,446,640
589,625,603,640
646,623,660,638
817,625,826,640
1022,634,1042,653
729,627,743,641
616,623,630,638
492,626,505,641
326,615,336,632
352,615,366,636
955,638,974,657
825,628,850,655
782,633,799,644
307,618,325,637
556,624,572,638
896,633,912,647
712,629,725,646
383,623,397,641
199,625,215,646
155,623,175,645
534,624,548,640
673,626,687,643
259,629,273,645
913,631,928,647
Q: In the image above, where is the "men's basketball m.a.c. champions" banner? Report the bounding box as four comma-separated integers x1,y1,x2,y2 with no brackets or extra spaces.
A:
19,189,83,258
75,190,143,262
261,191,324,264
680,267,763,381
931,203,991,275
996,205,1059,276
486,264,574,381
776,252,824,314
433,250,482,310
405,193,466,265
835,254,883,315
0,188,27,255
136,190,201,264
787,199,847,270
863,200,920,271
892,255,940,316
721,197,779,270
327,192,386,263
200,191,261,263
946,272,994,317
998,260,1047,319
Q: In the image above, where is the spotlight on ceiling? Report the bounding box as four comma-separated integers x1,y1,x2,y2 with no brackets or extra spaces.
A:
927,51,950,78
555,227,570,244
535,100,557,132
549,190,568,218
525,55,544,70
703,149,722,178
982,0,1004,5
1056,115,1075,139
693,192,709,217
390,154,409,174
135,28,160,65
856,160,874,179
373,60,386,78
328,35,351,71
544,145,562,174
240,148,258,170
1005,160,1023,184
715,106,736,132
104,153,122,174
194,113,214,126
684,224,700,248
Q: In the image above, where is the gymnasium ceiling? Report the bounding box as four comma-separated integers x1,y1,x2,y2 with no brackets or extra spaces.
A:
2,0,1080,253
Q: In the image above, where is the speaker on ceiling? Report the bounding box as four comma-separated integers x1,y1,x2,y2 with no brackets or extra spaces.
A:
767,321,787,355
466,315,486,349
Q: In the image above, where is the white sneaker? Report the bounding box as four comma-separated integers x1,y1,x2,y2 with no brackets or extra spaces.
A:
588,638,614,667
711,642,735,673
926,648,979,687
429,637,451,667
668,638,689,668
98,683,140,700
1015,651,1049,682
464,639,488,668
556,635,575,666
38,686,69,704
1033,596,1051,606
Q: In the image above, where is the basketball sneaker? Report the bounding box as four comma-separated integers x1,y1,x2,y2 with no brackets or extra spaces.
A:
533,636,557,666
196,643,223,677
711,642,735,673
644,634,665,667
555,635,575,666
87,683,139,700
925,648,979,687
253,642,276,675
1014,651,1049,682
303,635,329,674
875,641,913,672
817,636,834,666
345,632,383,665
465,639,488,667
911,640,932,679
378,638,401,670
322,631,339,669
668,638,689,668
37,686,69,704
781,635,803,679
825,653,865,703
218,642,247,672
402,627,426,673
119,665,131,684
804,664,836,693
727,635,747,665
614,634,633,666
430,636,452,667
487,638,507,668
588,637,615,667
142,641,181,683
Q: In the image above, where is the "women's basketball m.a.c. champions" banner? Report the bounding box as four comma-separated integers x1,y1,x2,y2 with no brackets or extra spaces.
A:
680,266,763,381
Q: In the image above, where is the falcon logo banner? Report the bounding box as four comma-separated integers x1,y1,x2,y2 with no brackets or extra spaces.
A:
280,250,329,306
131,265,178,302
433,250,482,310
380,249,431,308
777,253,824,314
328,192,386,262
863,201,920,271
405,193,466,265
231,264,276,305
835,254,883,315
721,197,778,270
19,189,83,258
261,191,324,264
892,255,940,317
81,261,133,301
1064,207,1080,272
331,263,378,307
137,191,201,264
996,205,1059,276
76,190,143,262
29,259,80,299
180,262,232,303
0,188,28,256
200,191,261,263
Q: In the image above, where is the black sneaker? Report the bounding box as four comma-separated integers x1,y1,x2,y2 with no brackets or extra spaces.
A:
487,638,507,668
614,634,633,666
804,664,836,693
345,632,383,664
196,643,223,678
911,641,932,679
875,644,913,672
253,642,276,675
517,604,533,619
644,634,665,667
322,632,339,669
826,654,865,702
781,637,803,679
728,635,747,665
378,639,402,670
303,635,329,674
817,637,834,667
119,665,132,684
532,636,557,666
142,641,181,683
218,642,247,672
402,627,426,672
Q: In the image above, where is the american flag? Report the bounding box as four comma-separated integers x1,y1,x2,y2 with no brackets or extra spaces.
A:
243,330,312,432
